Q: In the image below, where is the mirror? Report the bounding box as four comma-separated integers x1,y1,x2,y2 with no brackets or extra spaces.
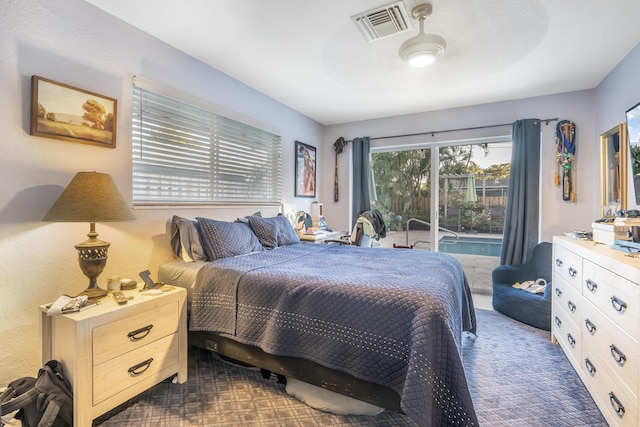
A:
600,123,627,215
626,102,640,206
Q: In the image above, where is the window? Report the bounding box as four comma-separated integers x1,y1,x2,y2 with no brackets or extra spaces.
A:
132,83,282,205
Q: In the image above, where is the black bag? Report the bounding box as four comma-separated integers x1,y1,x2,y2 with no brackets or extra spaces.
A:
1,360,73,427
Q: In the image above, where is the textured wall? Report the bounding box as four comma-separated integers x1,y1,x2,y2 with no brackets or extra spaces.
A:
0,0,322,383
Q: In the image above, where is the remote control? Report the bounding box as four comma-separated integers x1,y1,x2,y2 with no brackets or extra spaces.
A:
112,291,129,305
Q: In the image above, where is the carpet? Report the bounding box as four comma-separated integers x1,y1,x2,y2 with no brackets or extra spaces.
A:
94,309,606,426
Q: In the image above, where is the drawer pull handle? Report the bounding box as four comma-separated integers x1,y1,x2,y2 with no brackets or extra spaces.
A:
128,358,154,376
584,319,596,335
567,333,575,347
127,325,154,341
555,288,562,297
610,344,627,365
585,279,597,293
568,267,577,277
567,301,576,313
584,358,596,376
610,296,627,313
554,316,562,327
555,258,563,267
609,392,625,418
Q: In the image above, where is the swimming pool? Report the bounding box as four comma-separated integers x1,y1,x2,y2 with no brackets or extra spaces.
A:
438,236,502,257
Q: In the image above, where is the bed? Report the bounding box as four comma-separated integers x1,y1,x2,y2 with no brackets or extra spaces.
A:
160,215,478,427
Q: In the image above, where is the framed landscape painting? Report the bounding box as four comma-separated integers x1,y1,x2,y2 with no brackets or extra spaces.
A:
30,75,117,148
295,141,316,197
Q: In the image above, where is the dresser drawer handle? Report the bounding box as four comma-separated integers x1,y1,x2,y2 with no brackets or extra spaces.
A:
609,392,625,417
567,267,577,278
567,333,575,347
585,279,597,293
584,319,596,335
127,325,154,341
128,358,154,376
554,316,562,327
610,296,627,313
567,301,576,313
584,358,596,376
610,344,627,365
555,288,562,297
555,258,563,267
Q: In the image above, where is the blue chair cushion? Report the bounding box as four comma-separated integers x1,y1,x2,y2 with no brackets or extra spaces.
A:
491,242,552,330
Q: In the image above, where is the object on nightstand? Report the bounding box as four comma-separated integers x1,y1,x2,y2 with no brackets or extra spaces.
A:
47,295,97,315
42,172,136,299
119,279,137,290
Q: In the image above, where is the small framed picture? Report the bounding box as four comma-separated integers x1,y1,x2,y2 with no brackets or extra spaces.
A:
30,75,117,148
295,141,316,197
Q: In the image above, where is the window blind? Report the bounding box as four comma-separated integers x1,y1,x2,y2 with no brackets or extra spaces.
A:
132,84,282,205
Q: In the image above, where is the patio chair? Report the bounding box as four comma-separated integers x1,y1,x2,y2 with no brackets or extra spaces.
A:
488,207,505,234
444,207,461,232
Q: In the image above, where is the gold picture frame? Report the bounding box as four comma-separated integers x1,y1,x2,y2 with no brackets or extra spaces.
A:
30,75,117,148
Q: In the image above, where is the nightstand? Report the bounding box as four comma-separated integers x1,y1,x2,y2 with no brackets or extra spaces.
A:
40,286,187,427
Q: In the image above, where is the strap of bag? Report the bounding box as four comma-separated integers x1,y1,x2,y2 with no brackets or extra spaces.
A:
0,387,37,417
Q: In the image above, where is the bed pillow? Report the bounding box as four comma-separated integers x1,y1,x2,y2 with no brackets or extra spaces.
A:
170,215,207,262
196,217,263,260
248,214,300,248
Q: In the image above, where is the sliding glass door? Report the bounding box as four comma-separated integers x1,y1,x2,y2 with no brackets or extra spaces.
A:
370,139,511,291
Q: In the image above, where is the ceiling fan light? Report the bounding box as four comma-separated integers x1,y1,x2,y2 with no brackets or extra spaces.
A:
399,3,446,68
399,33,446,67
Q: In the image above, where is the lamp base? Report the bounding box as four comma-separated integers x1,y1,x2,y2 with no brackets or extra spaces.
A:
77,286,108,299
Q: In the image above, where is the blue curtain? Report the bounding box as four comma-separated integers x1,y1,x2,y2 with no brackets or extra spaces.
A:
351,137,371,227
500,119,541,265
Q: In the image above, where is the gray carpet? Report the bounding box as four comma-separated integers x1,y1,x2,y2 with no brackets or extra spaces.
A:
94,309,606,426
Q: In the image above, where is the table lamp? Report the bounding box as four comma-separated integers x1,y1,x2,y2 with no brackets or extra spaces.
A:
43,172,136,298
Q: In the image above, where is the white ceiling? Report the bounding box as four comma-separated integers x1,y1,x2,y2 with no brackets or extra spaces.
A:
86,0,640,126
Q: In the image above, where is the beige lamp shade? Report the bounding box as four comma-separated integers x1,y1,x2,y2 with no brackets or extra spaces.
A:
43,171,136,222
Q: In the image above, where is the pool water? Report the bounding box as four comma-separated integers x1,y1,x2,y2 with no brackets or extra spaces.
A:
438,236,502,257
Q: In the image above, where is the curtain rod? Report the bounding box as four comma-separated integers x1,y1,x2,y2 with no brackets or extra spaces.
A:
344,117,558,143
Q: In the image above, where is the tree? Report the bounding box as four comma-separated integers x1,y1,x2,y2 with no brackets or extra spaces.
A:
37,102,46,119
82,99,106,130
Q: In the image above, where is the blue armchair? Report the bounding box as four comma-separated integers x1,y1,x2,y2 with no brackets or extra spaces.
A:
491,242,552,330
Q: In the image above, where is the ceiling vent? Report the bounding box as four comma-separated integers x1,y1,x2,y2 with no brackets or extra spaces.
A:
351,1,412,42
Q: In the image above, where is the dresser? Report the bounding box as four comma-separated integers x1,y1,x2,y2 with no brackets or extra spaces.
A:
40,286,187,427
552,236,640,426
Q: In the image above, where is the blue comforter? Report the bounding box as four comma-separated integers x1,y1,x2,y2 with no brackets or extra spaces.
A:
190,243,477,426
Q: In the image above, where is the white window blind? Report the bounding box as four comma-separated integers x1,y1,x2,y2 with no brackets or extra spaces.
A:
132,84,282,205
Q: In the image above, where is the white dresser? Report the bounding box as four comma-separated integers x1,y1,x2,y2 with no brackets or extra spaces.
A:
40,287,188,427
552,236,640,426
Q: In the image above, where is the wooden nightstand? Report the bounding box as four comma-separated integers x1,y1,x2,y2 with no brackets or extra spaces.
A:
40,286,187,427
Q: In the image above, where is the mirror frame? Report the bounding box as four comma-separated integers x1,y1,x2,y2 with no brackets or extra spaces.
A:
600,123,628,215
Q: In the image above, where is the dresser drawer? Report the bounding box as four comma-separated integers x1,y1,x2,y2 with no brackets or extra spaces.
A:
581,301,639,395
93,300,180,365
93,333,179,405
552,299,581,365
553,277,582,327
583,259,639,339
581,344,638,427
553,245,582,290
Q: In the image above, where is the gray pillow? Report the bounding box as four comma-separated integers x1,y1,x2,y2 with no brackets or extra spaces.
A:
196,217,263,260
170,215,207,262
248,215,300,248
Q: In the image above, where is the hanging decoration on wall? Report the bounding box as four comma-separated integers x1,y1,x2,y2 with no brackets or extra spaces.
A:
554,120,577,202
333,137,347,202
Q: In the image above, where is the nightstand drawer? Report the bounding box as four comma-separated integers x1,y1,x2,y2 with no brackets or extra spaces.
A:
93,333,179,405
93,300,180,365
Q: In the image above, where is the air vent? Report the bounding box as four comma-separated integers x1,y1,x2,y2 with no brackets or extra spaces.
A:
351,1,412,42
